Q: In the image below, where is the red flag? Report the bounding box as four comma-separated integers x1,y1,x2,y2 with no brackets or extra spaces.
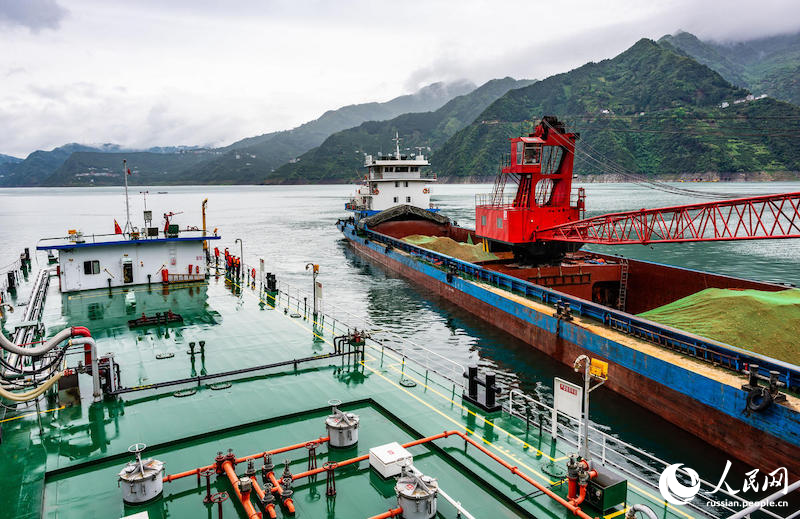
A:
127,168,131,175
114,219,122,234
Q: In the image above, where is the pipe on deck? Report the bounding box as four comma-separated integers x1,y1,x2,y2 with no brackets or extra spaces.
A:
249,477,277,519
292,430,598,519
368,507,403,519
163,436,329,483
267,471,295,513
222,460,261,519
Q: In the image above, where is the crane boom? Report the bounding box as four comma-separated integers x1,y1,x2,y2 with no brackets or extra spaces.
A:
536,192,800,245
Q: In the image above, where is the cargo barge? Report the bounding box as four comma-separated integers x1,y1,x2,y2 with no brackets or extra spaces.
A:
337,117,800,482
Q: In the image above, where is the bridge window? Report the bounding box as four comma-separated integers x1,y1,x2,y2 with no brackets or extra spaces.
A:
496,217,503,229
410,166,419,172
516,141,523,164
83,260,100,275
523,143,541,165
396,166,409,172
481,215,487,226
385,166,394,173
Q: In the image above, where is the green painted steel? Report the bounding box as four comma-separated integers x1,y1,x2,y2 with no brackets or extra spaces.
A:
0,269,700,519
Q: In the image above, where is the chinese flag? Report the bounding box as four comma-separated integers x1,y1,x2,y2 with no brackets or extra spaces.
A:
114,220,122,234
127,168,131,175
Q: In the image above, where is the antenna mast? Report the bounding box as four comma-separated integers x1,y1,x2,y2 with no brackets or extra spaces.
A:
393,132,401,159
123,159,132,234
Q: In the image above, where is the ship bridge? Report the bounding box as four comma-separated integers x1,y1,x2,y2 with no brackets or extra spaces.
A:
346,132,437,216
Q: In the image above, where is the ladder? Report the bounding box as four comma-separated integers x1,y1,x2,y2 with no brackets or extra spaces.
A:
617,258,629,312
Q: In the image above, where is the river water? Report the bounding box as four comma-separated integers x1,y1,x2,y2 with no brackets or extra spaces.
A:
1,182,798,489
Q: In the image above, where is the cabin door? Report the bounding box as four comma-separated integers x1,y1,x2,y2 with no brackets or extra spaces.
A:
122,260,134,284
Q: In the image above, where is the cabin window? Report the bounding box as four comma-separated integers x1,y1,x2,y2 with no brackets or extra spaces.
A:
396,166,409,172
410,166,419,172
404,181,409,187
406,196,411,203
395,181,400,187
481,215,487,227
385,166,394,173
523,143,542,165
393,196,398,203
496,217,503,229
83,260,100,275
516,141,524,164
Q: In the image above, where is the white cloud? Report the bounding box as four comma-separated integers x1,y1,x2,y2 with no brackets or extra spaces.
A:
1,0,799,157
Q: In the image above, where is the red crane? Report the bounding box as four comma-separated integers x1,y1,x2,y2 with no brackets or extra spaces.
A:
475,116,800,260
536,192,800,244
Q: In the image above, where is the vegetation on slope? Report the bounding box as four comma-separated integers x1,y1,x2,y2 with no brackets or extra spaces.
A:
660,30,800,106
268,77,534,183
432,39,800,179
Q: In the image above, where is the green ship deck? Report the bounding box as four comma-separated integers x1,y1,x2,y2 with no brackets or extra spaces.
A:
0,268,722,519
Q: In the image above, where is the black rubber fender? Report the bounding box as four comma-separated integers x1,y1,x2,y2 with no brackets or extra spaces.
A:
746,386,773,412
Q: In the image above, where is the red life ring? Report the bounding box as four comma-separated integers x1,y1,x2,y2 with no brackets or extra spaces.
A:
423,188,430,194
372,188,380,195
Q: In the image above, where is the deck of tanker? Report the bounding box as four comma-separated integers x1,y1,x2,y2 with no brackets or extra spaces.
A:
0,268,713,519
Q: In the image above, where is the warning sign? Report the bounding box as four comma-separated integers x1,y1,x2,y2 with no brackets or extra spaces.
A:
554,377,583,420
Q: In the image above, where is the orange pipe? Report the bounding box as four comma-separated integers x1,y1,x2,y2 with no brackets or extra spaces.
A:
571,484,587,506
292,430,597,519
267,472,295,513
368,507,403,519
163,436,329,482
222,460,261,519
250,477,277,519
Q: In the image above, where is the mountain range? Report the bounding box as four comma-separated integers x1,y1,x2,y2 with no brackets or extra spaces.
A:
1,80,476,187
2,30,799,187
268,77,534,184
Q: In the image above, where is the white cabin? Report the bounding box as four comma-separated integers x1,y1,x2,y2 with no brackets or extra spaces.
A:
38,231,220,293
347,133,437,215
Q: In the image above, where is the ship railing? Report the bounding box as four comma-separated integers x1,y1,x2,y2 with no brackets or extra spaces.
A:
474,193,518,208
269,278,467,386
353,223,800,391
506,389,785,519
0,257,24,295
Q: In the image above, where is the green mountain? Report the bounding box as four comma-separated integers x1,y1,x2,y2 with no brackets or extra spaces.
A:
432,38,800,179
43,150,217,186
0,144,102,187
659,31,800,105
0,153,21,166
183,80,477,184
268,77,535,184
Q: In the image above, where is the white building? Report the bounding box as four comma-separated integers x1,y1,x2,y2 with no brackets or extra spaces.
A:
38,231,220,293
346,133,437,216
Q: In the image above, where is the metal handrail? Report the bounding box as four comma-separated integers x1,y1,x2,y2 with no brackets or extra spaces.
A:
506,389,786,519
270,278,466,384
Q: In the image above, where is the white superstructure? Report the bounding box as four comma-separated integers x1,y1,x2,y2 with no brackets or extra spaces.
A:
347,133,437,214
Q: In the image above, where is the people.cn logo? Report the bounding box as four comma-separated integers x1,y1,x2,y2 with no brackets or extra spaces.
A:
659,463,701,505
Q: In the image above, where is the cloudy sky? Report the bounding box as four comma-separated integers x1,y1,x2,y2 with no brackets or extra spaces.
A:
1,0,799,157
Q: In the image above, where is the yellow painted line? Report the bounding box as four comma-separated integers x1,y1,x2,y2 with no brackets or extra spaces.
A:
360,358,561,486
605,507,629,519
385,363,558,461
0,404,64,423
